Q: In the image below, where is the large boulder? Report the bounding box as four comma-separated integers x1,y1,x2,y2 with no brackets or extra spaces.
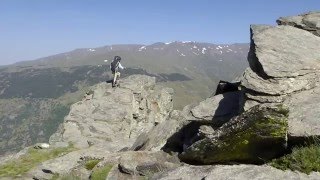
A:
179,105,289,164
190,91,242,125
130,110,187,152
49,75,174,151
106,151,180,179
284,86,320,137
241,22,320,137
247,25,320,78
130,91,243,154
277,11,320,37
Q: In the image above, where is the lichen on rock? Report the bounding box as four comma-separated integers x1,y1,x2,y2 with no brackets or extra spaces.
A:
180,104,289,164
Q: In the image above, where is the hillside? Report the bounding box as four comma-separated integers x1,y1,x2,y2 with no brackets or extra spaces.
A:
0,42,248,155
4,42,249,108
8,42,249,107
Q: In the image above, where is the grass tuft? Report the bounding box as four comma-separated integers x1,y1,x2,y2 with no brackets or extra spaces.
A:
90,165,113,180
271,139,320,174
0,145,76,177
85,159,101,170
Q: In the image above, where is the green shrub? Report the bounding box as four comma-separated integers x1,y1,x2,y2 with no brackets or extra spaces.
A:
0,145,76,177
90,165,113,180
271,143,320,174
85,159,101,170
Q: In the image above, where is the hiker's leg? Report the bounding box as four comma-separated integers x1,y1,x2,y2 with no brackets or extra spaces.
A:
116,72,121,87
112,73,116,87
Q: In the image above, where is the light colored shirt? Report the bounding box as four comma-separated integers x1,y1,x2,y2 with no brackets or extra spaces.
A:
118,63,124,69
109,61,125,71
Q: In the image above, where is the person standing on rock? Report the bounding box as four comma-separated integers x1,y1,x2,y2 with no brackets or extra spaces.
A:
110,56,125,87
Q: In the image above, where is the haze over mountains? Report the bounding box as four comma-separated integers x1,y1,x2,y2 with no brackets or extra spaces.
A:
5,41,249,108
12,41,248,74
0,41,248,155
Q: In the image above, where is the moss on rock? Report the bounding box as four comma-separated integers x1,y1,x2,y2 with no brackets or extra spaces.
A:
180,104,289,164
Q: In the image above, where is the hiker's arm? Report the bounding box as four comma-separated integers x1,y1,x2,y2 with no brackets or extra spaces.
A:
118,63,125,69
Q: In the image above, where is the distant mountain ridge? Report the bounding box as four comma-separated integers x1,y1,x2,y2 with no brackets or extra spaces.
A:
11,41,248,70
0,41,249,155
5,41,249,110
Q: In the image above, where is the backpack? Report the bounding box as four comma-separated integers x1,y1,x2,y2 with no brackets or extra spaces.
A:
111,59,120,73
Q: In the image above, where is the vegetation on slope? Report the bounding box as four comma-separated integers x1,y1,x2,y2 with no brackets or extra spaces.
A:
85,159,102,170
90,165,113,180
43,104,71,139
0,144,76,177
0,101,71,154
271,140,320,174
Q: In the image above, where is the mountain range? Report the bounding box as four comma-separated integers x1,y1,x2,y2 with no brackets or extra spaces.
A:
0,41,249,155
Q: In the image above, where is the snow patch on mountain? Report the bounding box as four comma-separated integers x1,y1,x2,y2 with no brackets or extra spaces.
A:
139,46,146,51
216,46,223,50
202,48,207,54
182,41,193,43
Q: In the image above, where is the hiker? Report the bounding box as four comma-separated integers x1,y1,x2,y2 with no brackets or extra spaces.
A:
110,56,125,87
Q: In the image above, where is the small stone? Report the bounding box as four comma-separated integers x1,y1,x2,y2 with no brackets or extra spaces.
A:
34,143,50,149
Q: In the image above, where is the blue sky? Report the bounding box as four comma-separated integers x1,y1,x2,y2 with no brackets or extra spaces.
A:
0,0,319,65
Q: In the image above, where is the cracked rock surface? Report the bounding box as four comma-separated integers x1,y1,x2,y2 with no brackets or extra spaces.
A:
49,75,174,151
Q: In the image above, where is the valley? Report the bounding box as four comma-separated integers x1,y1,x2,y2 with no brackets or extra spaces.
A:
0,42,249,155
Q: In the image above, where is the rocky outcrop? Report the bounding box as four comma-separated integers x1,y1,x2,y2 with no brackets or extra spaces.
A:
246,24,320,78
190,91,242,125
24,75,180,180
129,91,243,153
106,151,180,179
180,105,289,164
277,11,320,37
28,148,180,180
49,75,174,151
162,11,320,166
130,110,188,151
242,21,320,137
284,86,320,137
